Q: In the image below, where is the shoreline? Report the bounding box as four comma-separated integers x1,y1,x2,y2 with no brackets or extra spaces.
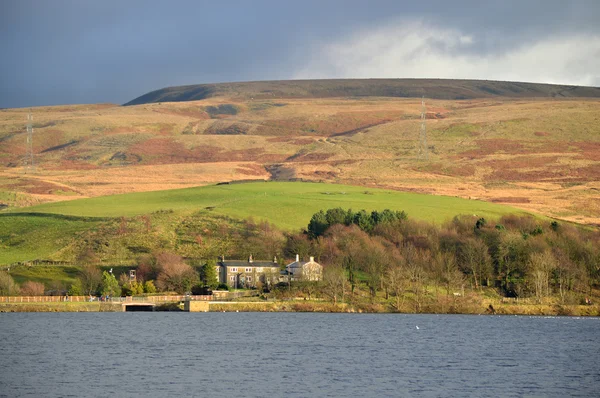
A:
1,301,598,316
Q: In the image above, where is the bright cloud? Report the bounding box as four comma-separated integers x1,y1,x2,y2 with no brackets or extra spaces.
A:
294,20,600,87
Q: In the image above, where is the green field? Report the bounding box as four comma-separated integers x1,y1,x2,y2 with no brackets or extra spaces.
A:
0,214,102,264
0,181,526,265
7,181,523,229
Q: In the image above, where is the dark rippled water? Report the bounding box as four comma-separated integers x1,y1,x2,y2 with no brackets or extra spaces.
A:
0,313,598,397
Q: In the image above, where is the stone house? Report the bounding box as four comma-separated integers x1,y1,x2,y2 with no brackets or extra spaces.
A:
218,255,280,289
285,255,323,282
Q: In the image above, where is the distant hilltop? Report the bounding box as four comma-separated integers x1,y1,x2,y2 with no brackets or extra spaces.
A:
124,78,600,106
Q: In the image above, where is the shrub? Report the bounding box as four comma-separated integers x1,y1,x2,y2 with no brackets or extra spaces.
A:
68,280,83,296
20,281,45,296
191,284,212,295
143,280,157,293
216,283,229,291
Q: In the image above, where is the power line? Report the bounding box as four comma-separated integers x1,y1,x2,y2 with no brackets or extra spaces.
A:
24,112,35,173
417,96,429,161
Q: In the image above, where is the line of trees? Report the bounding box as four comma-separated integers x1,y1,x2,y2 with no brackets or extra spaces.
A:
301,209,599,304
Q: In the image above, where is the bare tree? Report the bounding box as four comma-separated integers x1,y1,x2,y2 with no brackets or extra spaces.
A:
322,263,348,304
528,250,557,302
79,264,102,296
0,272,19,296
156,252,199,293
402,243,427,312
385,261,406,311
20,281,45,296
459,238,492,289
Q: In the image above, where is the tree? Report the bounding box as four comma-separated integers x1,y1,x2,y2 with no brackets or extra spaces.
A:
353,210,374,233
101,271,120,297
136,253,158,282
155,252,199,293
325,207,348,226
362,238,388,299
371,209,406,226
497,232,530,296
68,280,83,296
385,259,407,311
322,263,348,304
252,221,285,259
458,238,492,289
284,233,311,259
20,281,45,296
398,243,429,312
122,280,144,296
0,272,19,296
201,259,219,289
79,264,102,296
528,250,556,301
308,210,329,238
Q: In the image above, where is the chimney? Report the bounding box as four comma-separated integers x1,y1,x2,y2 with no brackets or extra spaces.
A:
249,255,253,263
221,255,225,262
296,254,299,262
273,255,277,263
310,256,314,262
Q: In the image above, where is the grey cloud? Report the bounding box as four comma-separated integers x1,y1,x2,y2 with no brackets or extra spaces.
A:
0,0,598,108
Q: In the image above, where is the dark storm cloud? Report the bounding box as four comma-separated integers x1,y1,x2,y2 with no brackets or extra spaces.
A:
1,0,599,108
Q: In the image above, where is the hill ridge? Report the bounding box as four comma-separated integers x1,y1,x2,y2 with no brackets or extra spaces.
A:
124,78,600,106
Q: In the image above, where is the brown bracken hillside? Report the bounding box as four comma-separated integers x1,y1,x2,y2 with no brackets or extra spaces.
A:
1,79,599,225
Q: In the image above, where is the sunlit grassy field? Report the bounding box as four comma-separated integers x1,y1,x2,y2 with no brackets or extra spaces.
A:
0,181,525,265
10,181,523,229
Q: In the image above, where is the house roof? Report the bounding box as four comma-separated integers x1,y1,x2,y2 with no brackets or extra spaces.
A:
219,261,278,267
286,259,321,269
286,261,307,269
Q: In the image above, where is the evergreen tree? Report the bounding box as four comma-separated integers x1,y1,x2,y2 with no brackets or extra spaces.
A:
308,210,329,238
101,271,120,297
201,259,219,289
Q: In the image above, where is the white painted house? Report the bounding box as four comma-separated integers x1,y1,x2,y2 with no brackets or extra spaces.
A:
285,255,323,282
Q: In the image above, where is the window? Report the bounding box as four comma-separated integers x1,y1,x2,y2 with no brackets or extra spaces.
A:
247,276,252,282
256,267,263,272
230,267,238,272
245,268,252,272
229,276,236,282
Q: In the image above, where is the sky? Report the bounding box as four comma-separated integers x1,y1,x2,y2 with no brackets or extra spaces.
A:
1,0,599,108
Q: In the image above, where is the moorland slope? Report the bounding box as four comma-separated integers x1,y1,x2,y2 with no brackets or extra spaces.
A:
1,79,599,225
124,78,600,105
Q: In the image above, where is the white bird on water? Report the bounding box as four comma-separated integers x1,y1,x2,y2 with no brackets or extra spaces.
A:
416,326,420,330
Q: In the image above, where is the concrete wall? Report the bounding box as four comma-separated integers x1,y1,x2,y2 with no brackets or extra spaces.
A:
184,301,209,312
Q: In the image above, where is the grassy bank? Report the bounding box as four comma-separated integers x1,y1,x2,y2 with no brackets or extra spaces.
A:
0,302,122,312
209,300,600,316
2,299,598,316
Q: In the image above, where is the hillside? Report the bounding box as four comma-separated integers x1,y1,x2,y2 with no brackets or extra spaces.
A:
124,78,600,106
0,181,524,265
1,79,599,226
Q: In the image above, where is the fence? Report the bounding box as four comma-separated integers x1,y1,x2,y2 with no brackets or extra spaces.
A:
0,295,213,303
0,296,87,303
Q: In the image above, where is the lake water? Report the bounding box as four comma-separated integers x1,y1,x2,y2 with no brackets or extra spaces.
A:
0,313,598,397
